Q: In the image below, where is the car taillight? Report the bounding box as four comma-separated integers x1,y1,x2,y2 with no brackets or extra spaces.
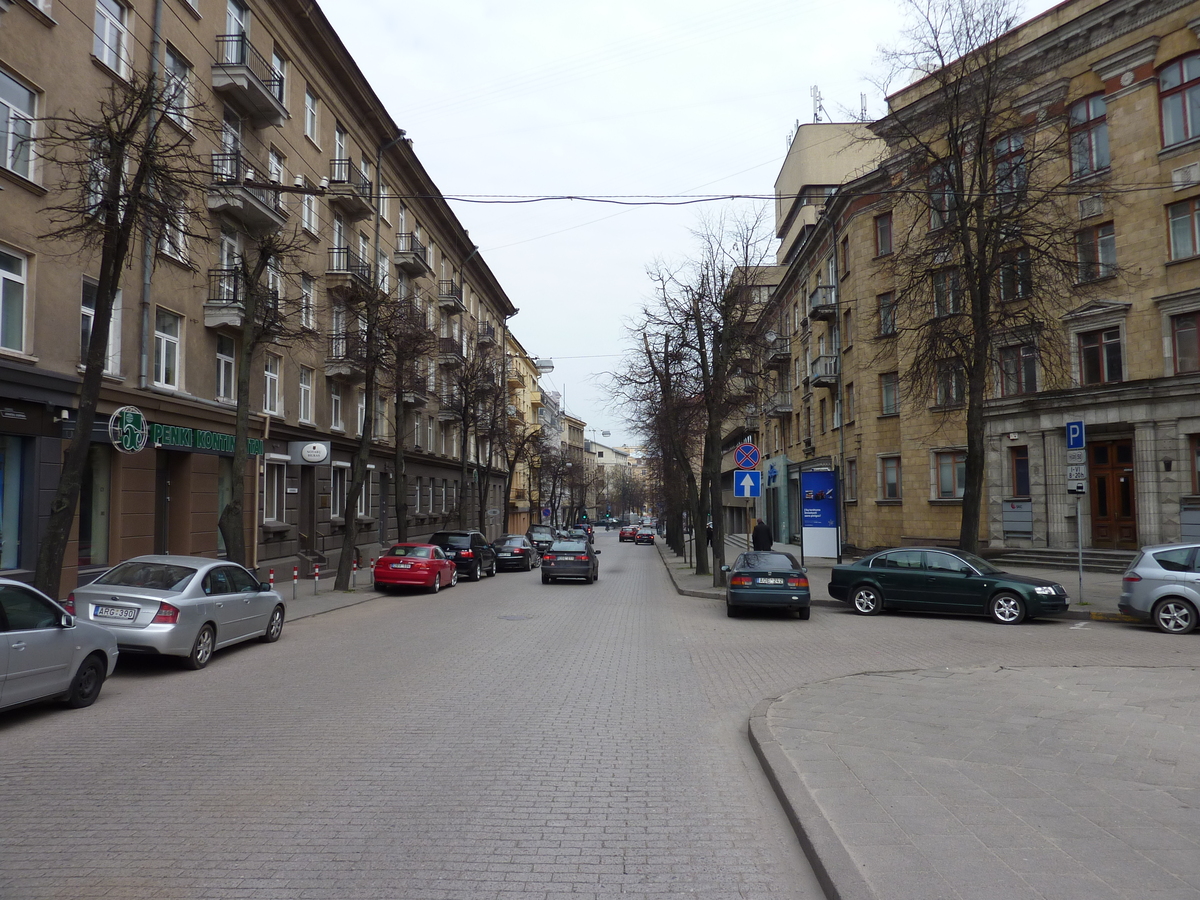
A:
730,576,753,586
578,554,590,561
543,554,556,562
787,577,809,589
152,602,180,624
1122,573,1142,582
460,549,474,559
514,548,525,555
63,593,76,614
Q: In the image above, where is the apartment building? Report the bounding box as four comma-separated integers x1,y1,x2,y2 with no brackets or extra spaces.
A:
0,0,533,588
760,0,1200,553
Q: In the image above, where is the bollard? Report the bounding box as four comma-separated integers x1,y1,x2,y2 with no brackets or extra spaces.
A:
352,557,358,588
292,565,298,602
268,568,275,589
314,563,320,594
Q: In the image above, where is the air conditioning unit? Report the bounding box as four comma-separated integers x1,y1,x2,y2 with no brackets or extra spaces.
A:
1172,162,1200,191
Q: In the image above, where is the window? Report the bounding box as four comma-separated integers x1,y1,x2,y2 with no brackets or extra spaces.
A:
1076,223,1115,281
1011,446,1030,497
840,237,850,275
263,354,281,414
93,0,129,76
300,275,315,329
299,366,313,422
158,206,187,261
933,268,962,317
935,450,966,499
818,398,827,434
844,382,855,423
356,471,371,518
301,181,318,233
880,372,899,416
153,308,181,388
304,87,318,141
426,414,434,449
264,463,285,522
881,455,901,500
380,183,391,224
929,160,957,229
875,213,893,256
998,248,1031,302
878,292,896,336
845,458,857,501
0,69,35,179
413,476,422,513
440,479,448,513
1193,436,1200,494
1069,95,1109,177
935,362,964,407
216,334,235,402
356,391,366,436
331,466,347,517
1159,54,1200,148
330,382,343,430
80,280,121,373
270,49,287,104
163,46,191,126
1168,198,1200,260
999,344,1037,396
1171,311,1200,374
993,133,1026,206
1079,327,1122,385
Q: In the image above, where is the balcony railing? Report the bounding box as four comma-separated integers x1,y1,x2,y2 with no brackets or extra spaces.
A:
437,280,465,314
327,246,371,284
764,334,791,368
438,337,465,367
810,354,839,387
478,323,497,345
764,392,793,417
809,285,837,320
326,160,373,219
394,232,431,276
212,34,286,126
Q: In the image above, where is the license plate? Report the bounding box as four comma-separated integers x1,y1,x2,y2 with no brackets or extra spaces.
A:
498,552,512,557
95,605,137,620
756,577,784,585
391,562,411,569
558,556,576,561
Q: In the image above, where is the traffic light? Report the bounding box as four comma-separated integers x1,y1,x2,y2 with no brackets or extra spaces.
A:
581,511,588,521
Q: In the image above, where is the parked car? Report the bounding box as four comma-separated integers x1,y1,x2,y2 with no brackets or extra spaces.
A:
526,524,556,554
634,527,656,545
428,530,498,581
1119,542,1200,633
492,535,541,571
619,524,638,542
1,579,118,711
541,540,600,584
67,556,285,669
828,548,1070,624
373,543,457,593
721,551,811,619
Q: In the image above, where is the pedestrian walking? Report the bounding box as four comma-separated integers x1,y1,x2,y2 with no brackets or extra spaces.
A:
705,522,713,547
752,519,773,551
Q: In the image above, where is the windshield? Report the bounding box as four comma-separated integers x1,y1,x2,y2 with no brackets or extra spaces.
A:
954,551,1002,574
95,562,197,592
431,533,471,548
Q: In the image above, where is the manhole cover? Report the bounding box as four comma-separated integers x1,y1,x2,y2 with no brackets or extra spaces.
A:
498,614,532,621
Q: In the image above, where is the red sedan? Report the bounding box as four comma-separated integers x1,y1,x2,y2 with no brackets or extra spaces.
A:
373,543,458,594
619,525,638,542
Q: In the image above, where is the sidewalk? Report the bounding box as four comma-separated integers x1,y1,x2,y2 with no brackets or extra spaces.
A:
657,534,1133,621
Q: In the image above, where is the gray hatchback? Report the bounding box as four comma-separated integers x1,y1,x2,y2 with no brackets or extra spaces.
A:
1119,543,1200,634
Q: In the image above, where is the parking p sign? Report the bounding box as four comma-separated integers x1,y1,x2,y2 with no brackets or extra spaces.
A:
1066,420,1086,450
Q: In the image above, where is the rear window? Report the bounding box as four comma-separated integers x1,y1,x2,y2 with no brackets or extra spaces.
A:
1152,547,1195,572
736,552,799,570
494,537,525,547
386,546,431,558
430,533,471,548
95,562,197,592
528,526,553,536
550,541,588,552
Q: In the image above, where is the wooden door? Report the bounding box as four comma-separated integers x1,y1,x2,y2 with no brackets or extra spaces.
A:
1089,439,1137,550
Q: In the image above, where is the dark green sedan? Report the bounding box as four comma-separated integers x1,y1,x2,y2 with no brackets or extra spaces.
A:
828,548,1070,624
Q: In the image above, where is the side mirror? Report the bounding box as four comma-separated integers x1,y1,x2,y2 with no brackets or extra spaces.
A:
259,582,272,592
60,613,76,628
595,549,601,554
800,567,807,574
721,565,731,572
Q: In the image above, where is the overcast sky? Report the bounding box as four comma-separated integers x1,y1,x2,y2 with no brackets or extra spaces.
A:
322,0,1059,449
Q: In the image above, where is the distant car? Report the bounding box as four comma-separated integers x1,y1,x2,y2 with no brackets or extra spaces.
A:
634,527,656,545
828,548,1069,624
574,522,594,536
619,525,638,542
526,524,556,554
566,527,593,544
1119,543,1200,633
0,579,118,711
722,551,811,619
428,530,498,581
373,543,457,593
68,555,285,669
492,534,541,571
541,540,600,584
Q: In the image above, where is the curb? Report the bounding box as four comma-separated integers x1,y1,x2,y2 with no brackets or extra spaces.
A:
748,698,876,900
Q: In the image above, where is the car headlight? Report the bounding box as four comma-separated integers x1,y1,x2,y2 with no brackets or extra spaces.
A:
1034,586,1057,595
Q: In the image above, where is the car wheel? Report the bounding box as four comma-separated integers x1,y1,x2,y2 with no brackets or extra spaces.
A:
428,573,441,594
487,559,497,577
852,585,883,615
64,653,106,709
524,556,532,571
1153,597,1197,634
449,569,458,587
798,607,811,620
261,605,285,643
470,562,482,582
373,581,384,592
989,592,1026,624
726,601,740,618
186,624,216,670
542,573,551,584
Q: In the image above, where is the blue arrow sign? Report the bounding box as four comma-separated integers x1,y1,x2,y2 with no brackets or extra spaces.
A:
734,470,761,498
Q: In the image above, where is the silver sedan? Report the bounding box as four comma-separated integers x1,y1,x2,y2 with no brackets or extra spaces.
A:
68,556,285,669
1,578,118,712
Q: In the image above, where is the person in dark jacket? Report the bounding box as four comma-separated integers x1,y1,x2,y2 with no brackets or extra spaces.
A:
752,519,773,551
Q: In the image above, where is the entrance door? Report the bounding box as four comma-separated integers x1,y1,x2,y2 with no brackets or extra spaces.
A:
298,466,316,551
154,450,171,555
1090,439,1137,550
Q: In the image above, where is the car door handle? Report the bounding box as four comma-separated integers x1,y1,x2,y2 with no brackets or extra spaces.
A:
11,641,26,650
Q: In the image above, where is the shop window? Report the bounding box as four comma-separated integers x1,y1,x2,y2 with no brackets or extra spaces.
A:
1079,327,1122,385
881,455,902,500
1159,53,1200,148
1192,436,1200,493
78,444,112,568
0,69,35,179
999,344,1037,396
1069,94,1109,177
0,435,24,570
1011,446,1030,497
935,450,966,499
1076,223,1115,281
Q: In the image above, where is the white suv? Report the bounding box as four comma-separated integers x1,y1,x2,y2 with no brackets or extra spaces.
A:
1119,543,1200,634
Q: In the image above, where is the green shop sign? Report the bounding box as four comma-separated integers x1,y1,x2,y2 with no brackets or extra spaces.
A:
150,423,264,456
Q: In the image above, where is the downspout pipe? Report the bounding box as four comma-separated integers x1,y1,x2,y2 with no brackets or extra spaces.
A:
139,0,165,389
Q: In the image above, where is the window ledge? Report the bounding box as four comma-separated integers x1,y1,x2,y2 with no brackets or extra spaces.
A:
75,364,127,383
1165,255,1200,268
0,164,48,196
260,521,291,534
330,516,345,527
356,516,377,527
875,499,903,506
1069,167,1110,186
929,498,964,506
16,0,56,26
877,412,900,419
0,347,39,365
1158,136,1200,162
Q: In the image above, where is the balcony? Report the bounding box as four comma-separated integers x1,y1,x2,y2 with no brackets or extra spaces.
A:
810,354,839,388
326,159,373,220
325,332,366,381
437,402,459,422
400,385,429,408
764,392,793,418
437,279,465,315
507,366,525,388
478,323,497,346
393,232,431,277
326,246,372,293
211,34,286,127
207,151,286,232
508,407,527,424
809,284,837,321
203,269,282,329
763,334,791,370
438,337,465,368
530,390,543,410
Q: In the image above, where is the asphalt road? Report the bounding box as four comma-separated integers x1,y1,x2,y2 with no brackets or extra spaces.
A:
0,533,1187,899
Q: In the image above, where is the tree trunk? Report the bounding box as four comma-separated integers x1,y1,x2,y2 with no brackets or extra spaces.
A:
336,375,375,589
218,307,258,567
392,394,409,543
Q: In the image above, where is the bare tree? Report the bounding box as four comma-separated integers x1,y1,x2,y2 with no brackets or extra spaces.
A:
872,0,1116,551
386,294,438,543
33,74,217,596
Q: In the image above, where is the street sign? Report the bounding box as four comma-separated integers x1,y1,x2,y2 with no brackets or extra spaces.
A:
1066,465,1088,481
733,470,761,498
542,508,551,518
1066,420,1086,450
1066,449,1086,466
734,443,760,469
1068,480,1087,494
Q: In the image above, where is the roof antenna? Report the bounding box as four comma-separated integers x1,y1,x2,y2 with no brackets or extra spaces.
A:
811,85,823,123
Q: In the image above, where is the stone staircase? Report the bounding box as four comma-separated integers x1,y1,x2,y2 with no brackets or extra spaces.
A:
989,547,1137,574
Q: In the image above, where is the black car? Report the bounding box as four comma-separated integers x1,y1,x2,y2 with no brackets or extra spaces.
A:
526,524,556,554
541,540,600,584
633,527,656,545
828,547,1070,624
491,534,541,571
721,551,811,619
428,530,498,581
